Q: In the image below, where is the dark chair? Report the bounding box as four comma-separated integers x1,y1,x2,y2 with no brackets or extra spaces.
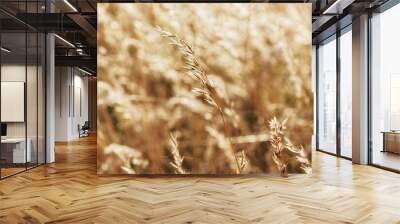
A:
79,121,90,138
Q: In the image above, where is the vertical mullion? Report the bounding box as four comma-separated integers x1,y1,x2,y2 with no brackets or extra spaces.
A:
367,11,373,165
25,0,28,171
60,68,62,117
44,0,48,164
316,45,320,151
69,69,71,118
336,29,341,157
73,68,75,118
36,0,39,167
44,36,47,164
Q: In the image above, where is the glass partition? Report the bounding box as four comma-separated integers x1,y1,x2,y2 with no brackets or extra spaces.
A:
0,2,46,179
1,30,28,177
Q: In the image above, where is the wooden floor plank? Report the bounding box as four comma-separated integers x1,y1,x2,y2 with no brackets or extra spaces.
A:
0,135,399,223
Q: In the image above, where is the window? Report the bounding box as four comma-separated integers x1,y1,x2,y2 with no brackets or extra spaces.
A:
339,27,352,158
370,3,400,171
317,36,337,154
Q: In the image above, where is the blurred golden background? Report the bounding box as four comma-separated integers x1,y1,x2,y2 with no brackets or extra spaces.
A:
97,3,312,175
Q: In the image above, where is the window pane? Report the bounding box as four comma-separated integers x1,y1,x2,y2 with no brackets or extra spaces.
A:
340,28,352,158
371,4,400,171
318,37,337,154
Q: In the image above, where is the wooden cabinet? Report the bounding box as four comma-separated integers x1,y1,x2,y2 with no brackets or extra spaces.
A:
382,132,400,154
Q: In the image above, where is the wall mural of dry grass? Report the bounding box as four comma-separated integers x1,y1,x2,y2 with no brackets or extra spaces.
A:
97,3,312,176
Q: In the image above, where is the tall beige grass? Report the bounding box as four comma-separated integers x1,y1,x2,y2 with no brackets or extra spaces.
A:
269,117,311,177
157,27,246,173
97,3,312,174
168,133,186,174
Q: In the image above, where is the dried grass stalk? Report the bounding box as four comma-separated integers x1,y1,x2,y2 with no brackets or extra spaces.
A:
158,27,243,174
168,133,186,174
236,150,248,173
231,133,270,144
269,117,311,177
206,127,239,172
156,27,227,111
102,143,149,174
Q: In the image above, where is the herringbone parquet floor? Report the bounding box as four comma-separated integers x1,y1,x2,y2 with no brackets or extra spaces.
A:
1,135,400,224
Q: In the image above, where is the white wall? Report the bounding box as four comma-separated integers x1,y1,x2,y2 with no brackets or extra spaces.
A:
55,67,89,141
71,73,89,138
1,65,37,138
1,65,26,142
55,67,69,141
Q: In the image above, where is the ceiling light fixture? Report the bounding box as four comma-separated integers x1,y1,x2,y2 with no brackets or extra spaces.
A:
78,67,93,76
1,47,11,53
54,34,75,48
63,0,78,12
322,0,354,15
